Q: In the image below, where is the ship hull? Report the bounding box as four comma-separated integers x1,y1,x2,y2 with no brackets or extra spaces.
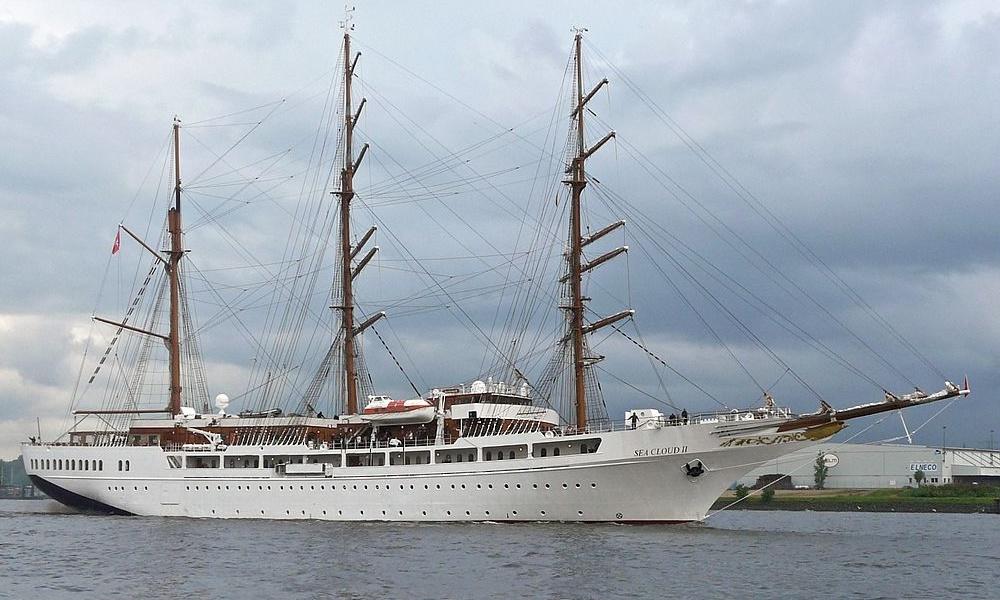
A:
22,421,828,523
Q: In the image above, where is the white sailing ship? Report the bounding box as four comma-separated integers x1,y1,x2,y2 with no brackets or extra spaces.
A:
22,27,969,523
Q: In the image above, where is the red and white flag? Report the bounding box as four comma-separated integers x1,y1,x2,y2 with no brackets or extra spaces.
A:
111,228,121,255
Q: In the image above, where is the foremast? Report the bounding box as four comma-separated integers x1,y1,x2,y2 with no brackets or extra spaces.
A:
336,28,377,415
564,31,632,430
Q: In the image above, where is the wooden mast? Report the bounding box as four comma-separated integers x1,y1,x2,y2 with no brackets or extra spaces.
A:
340,31,359,414
569,32,588,430
565,31,625,430
167,119,184,416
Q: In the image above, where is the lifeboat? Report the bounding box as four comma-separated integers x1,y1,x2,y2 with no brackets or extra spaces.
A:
360,396,437,425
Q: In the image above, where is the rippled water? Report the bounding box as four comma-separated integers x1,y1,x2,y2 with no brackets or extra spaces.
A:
1,499,997,599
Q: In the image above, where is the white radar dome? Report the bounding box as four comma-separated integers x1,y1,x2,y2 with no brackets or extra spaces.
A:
215,393,231,412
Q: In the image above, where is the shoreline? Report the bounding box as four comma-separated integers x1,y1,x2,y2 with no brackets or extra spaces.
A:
712,489,1000,514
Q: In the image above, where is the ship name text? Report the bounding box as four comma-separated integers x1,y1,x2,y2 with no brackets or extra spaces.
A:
634,446,688,457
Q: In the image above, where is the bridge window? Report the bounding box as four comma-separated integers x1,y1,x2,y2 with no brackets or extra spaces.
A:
540,448,547,457
118,460,123,471
99,460,103,471
485,451,492,461
125,460,130,471
508,450,515,459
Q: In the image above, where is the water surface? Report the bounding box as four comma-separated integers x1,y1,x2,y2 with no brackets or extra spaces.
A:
1,499,996,599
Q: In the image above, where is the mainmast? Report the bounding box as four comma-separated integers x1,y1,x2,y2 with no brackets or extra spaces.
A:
167,119,184,416
336,28,375,415
564,30,630,430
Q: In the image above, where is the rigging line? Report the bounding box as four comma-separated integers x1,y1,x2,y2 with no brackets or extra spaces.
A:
623,225,770,397
585,41,936,383
185,99,287,126
368,325,421,397
588,107,914,384
353,199,526,378
873,398,958,444
590,184,886,391
183,100,284,186
593,365,681,413
606,321,726,408
589,140,906,389
628,318,673,405
596,185,885,390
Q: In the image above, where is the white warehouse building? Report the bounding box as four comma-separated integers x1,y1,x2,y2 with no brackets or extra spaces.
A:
738,443,1000,489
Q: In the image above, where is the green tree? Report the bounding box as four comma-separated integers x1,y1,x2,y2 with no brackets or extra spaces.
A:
761,486,776,503
913,469,925,487
734,484,749,499
814,453,829,490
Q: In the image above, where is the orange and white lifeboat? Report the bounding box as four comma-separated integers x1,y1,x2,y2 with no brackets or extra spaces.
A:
360,396,437,425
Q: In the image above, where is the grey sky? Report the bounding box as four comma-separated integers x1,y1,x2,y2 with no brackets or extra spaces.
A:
1,1,998,458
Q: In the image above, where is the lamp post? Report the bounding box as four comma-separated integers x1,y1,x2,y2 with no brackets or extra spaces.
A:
942,425,947,450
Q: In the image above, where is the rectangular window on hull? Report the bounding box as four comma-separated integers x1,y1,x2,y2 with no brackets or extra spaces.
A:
224,456,260,469
166,456,182,469
185,456,219,469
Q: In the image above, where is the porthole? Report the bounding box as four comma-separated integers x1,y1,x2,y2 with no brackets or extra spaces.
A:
533,484,538,489
488,484,493,489
382,510,387,516
286,510,290,515
485,511,490,516
422,511,427,516
512,510,518,516
280,486,284,490
446,511,452,516
353,485,358,490
477,484,482,489
338,510,343,515
461,484,466,489
451,484,456,489
410,485,414,490
400,485,404,490
360,510,365,516
436,484,441,489
503,484,508,489
260,510,265,514
545,484,550,489
144,486,148,491
364,485,368,490
424,485,429,490
516,484,521,489
590,483,597,488
235,509,240,515
578,511,584,516
322,510,327,515
540,510,546,516
465,511,471,516
575,483,581,488
302,510,306,515
562,483,568,489
211,509,216,514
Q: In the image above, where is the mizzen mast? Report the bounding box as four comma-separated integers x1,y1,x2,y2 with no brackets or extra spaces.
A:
565,30,631,430
167,118,184,416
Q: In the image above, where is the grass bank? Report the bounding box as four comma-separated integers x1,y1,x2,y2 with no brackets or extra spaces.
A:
711,485,1000,514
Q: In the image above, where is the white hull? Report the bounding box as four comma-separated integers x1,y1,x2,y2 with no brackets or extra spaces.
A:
23,421,826,523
